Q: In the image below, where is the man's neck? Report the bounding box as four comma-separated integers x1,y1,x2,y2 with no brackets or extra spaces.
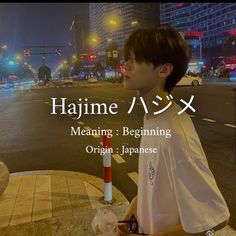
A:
137,86,170,120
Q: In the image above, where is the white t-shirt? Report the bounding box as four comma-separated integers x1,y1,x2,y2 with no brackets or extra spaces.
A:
137,101,230,235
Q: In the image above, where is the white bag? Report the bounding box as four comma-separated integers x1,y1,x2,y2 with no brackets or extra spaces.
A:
92,208,121,236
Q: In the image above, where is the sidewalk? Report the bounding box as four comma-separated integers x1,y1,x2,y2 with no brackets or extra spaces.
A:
0,170,129,235
0,170,235,235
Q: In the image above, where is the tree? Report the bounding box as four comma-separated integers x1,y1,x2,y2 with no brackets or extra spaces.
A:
38,65,51,82
70,59,82,76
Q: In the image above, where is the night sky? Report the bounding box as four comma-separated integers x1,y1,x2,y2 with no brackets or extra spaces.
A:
0,3,88,71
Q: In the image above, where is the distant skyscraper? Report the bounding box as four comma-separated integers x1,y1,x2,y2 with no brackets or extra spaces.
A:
70,16,88,55
160,3,236,65
89,3,160,56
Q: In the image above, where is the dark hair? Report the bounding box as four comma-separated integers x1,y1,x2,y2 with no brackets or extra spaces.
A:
124,26,190,93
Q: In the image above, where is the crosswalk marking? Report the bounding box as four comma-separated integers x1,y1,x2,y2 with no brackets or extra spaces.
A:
224,124,236,128
77,121,84,125
112,154,126,164
202,118,216,122
128,172,138,186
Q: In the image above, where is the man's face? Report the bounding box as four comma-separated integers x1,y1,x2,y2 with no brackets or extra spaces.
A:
123,51,162,93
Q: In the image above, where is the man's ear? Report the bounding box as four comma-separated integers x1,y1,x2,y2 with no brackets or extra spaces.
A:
156,63,173,78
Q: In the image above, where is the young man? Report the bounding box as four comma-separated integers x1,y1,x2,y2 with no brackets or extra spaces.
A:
120,27,230,236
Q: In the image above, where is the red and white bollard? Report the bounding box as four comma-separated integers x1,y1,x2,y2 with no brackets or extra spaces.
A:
100,134,114,204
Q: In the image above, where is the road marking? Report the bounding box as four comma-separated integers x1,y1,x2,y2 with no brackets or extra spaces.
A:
83,126,100,138
202,118,216,122
112,154,126,164
224,124,236,128
128,172,138,186
77,121,84,125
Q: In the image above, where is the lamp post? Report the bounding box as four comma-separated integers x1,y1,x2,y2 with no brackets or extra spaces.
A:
89,34,99,53
15,53,22,62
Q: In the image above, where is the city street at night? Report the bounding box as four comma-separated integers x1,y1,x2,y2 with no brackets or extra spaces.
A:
0,2,236,235
0,80,235,229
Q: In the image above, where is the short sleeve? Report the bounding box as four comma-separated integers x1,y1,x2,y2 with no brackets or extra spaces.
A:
171,159,230,233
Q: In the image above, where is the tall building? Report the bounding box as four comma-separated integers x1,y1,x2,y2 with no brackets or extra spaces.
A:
70,16,89,55
160,3,236,66
89,3,160,57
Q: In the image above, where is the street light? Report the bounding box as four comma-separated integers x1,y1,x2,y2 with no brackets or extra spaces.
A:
106,15,121,31
15,53,22,61
131,20,138,26
71,55,78,64
89,34,99,52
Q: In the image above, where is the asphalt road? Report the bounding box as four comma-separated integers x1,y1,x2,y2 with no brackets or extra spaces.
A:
0,80,235,227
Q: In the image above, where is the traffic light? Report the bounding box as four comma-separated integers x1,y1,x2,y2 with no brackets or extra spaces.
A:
55,49,62,56
23,49,31,57
89,55,96,59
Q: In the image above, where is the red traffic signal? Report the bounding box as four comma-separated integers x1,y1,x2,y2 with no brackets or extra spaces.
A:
88,54,96,60
24,49,31,57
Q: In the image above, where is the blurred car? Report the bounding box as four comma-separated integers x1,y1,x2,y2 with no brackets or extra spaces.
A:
0,82,7,89
63,78,73,85
72,75,80,80
88,76,98,83
176,74,202,86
